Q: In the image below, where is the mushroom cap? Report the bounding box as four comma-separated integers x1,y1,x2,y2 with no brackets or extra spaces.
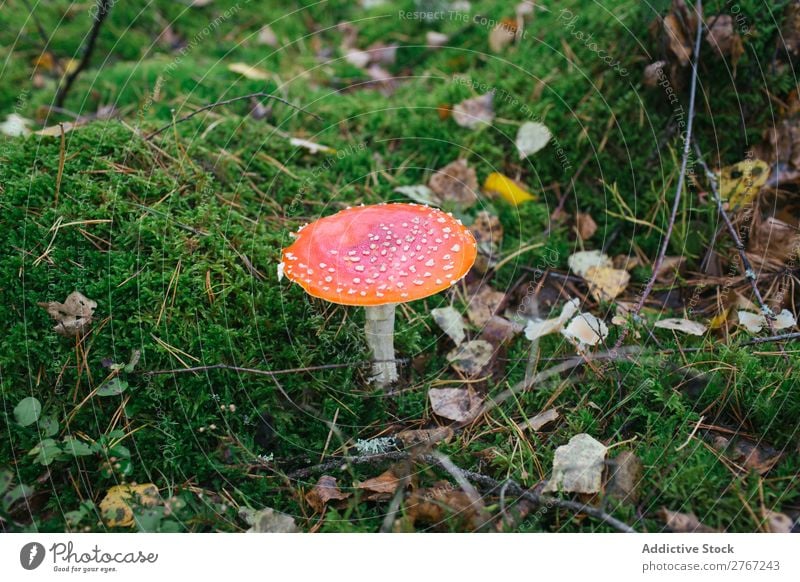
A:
281,203,478,306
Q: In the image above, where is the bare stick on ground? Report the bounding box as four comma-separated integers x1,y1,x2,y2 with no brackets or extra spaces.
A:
54,0,112,108
614,0,704,350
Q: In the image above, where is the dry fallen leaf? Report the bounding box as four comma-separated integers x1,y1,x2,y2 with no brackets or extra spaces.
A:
489,22,516,53
394,184,442,207
763,510,793,533
466,285,507,327
257,25,278,47
38,291,97,337
402,483,485,531
446,339,494,377
737,309,796,333
356,468,405,501
567,250,613,277
718,158,769,209
244,507,300,532
584,266,630,302
469,211,503,247
654,318,707,336
428,159,479,208
99,483,160,527
431,306,467,345
606,451,643,504
710,435,781,475
544,433,607,494
561,312,609,349
429,387,483,423
483,172,535,206
575,212,598,240
452,92,495,129
516,121,552,159
227,62,270,80
658,508,717,532
305,475,350,513
426,31,449,47
517,408,559,432
706,14,744,65
524,298,580,341
395,426,454,448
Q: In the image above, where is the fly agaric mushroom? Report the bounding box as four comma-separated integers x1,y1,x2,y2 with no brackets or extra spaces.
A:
280,203,477,388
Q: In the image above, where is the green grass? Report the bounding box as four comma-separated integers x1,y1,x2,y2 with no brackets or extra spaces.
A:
0,0,798,532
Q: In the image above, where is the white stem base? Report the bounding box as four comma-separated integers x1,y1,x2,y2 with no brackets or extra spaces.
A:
365,303,398,388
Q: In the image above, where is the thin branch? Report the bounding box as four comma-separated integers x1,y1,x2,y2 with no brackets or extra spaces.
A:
615,0,704,350
746,331,800,345
54,0,111,108
141,359,408,378
693,142,776,323
144,92,322,140
287,451,636,533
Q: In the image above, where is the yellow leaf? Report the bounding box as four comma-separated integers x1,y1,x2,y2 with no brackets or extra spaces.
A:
483,172,535,206
227,62,270,80
708,307,731,330
99,483,159,527
584,265,630,302
718,159,769,209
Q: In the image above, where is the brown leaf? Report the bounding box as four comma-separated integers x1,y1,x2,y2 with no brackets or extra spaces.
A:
488,22,516,53
466,285,506,327
658,508,717,532
706,14,744,65
38,291,97,337
395,426,454,448
403,483,485,531
710,435,781,475
305,475,350,513
643,60,667,87
478,315,520,346
452,92,495,129
606,451,643,504
428,159,479,208
469,211,503,247
575,212,597,240
429,387,483,423
446,340,494,377
356,468,405,501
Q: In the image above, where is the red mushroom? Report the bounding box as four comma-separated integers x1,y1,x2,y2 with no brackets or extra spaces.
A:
280,203,477,388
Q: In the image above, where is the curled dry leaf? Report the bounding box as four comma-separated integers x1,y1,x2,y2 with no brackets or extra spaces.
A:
658,508,717,533
428,159,478,208
561,312,609,349
305,475,350,513
516,407,559,432
38,291,97,337
0,114,32,137
543,433,607,494
524,298,579,341
356,468,405,501
654,318,707,336
446,339,494,377
737,309,796,333
99,483,160,527
431,306,467,345
483,172,535,206
466,285,507,327
452,92,495,129
516,121,552,159
718,158,769,209
429,387,483,423
643,60,667,87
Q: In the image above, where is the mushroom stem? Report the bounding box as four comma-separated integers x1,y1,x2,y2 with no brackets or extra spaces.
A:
364,303,398,388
